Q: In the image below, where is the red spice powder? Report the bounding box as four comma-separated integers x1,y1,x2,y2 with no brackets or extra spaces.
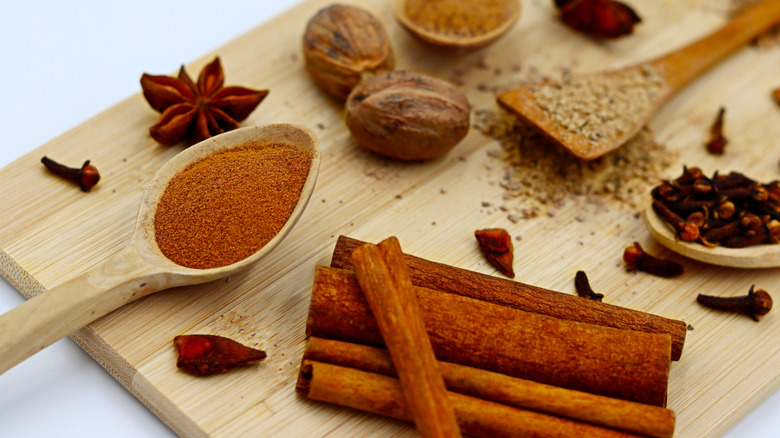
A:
154,142,312,269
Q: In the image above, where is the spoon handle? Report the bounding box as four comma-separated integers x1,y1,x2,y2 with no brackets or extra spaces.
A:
0,246,165,374
651,0,780,91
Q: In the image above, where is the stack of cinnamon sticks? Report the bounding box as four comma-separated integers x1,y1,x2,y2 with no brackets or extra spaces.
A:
296,236,685,437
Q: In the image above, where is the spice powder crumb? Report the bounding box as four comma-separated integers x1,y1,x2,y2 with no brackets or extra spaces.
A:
154,143,311,269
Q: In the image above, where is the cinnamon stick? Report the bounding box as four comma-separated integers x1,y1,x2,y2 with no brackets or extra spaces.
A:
297,360,646,438
304,337,676,438
351,237,461,438
308,265,671,406
331,235,687,361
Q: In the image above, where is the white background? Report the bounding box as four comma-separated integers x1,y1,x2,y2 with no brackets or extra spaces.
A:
0,1,778,436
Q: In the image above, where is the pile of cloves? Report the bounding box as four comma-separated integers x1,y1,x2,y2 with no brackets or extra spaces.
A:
651,166,780,248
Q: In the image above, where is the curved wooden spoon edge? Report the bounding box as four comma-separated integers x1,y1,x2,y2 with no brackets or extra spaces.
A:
644,202,780,269
133,123,321,277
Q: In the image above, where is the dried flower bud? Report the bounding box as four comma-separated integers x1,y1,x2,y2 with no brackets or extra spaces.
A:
678,223,700,242
705,107,727,155
714,200,735,221
692,178,713,196
768,220,780,242
624,242,683,278
555,0,641,39
41,156,101,192
303,4,395,99
740,213,763,231
686,212,707,229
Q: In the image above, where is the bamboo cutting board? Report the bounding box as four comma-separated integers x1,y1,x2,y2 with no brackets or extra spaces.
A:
1,0,780,436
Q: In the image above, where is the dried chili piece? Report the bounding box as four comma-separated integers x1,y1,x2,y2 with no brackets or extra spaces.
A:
555,0,641,39
173,334,267,376
475,228,515,278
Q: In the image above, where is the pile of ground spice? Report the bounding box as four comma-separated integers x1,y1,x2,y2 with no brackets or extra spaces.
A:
532,65,668,142
154,143,311,269
474,108,676,219
403,0,513,38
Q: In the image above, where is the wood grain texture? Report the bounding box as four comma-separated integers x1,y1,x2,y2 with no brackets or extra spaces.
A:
1,0,780,436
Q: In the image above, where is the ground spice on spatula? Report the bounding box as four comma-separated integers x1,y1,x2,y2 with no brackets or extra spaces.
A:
154,143,311,269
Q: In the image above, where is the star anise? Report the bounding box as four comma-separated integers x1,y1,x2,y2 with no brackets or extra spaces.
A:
140,57,269,146
554,0,641,39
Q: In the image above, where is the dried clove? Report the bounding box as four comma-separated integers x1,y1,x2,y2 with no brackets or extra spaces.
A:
705,107,727,155
713,200,736,221
475,228,515,278
652,200,700,241
675,166,703,186
623,242,683,278
650,167,780,248
574,270,604,301
712,171,754,191
41,156,100,192
173,334,267,376
697,285,772,321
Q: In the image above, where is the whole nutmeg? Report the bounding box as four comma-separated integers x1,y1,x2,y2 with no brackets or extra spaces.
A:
303,4,395,100
345,70,471,160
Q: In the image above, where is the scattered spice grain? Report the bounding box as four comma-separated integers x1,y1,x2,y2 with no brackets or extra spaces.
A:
154,143,311,269
474,107,673,219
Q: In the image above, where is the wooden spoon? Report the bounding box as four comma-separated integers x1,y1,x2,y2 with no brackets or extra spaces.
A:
393,0,521,51
0,123,321,374
498,0,780,160
644,203,780,269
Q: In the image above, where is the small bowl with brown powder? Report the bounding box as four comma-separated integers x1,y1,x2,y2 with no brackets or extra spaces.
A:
393,0,521,51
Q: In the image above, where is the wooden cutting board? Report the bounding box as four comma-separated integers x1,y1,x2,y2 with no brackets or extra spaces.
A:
2,0,779,436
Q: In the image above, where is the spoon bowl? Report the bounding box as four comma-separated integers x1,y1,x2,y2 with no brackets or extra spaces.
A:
498,0,780,160
0,123,320,374
644,202,780,268
393,0,521,51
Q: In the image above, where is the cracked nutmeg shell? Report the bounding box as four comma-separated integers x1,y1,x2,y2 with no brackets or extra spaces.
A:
303,4,395,100
345,70,471,160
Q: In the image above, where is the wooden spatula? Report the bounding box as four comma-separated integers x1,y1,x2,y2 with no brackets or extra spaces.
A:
498,0,780,160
